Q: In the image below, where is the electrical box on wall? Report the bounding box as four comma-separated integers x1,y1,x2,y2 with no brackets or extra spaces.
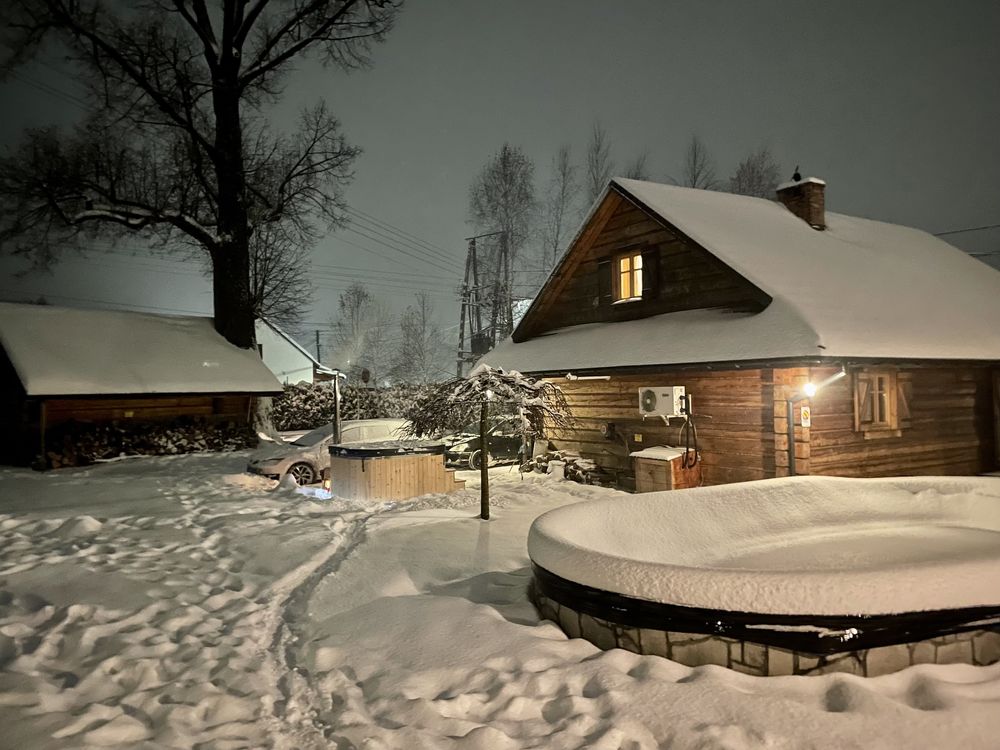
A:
638,386,687,418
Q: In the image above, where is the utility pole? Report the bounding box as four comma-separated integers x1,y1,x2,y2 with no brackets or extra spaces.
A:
456,239,473,378
315,330,322,362
457,231,504,377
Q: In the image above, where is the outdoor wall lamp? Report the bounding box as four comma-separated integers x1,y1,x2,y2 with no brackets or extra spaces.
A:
786,367,846,476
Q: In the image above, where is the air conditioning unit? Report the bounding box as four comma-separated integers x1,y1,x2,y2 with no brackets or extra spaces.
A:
638,386,686,418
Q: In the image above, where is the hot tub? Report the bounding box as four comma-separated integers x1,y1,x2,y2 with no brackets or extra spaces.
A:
328,440,465,501
528,476,1000,676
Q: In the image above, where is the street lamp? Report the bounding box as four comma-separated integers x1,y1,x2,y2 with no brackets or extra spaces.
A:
786,368,846,476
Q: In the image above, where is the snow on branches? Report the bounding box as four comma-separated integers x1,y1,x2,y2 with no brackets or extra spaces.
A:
404,365,572,440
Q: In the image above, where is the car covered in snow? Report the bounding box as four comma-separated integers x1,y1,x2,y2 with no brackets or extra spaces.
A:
443,416,524,469
247,418,409,485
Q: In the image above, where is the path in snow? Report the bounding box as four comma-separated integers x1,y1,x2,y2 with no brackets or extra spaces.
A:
0,455,374,749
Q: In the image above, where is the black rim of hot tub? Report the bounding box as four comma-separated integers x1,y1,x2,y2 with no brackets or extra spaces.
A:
532,563,1000,655
330,441,445,458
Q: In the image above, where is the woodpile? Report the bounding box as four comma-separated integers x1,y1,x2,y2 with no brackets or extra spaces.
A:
45,418,256,468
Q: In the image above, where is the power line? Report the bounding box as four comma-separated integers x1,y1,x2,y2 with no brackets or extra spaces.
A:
933,223,1000,237
0,287,209,316
342,206,456,264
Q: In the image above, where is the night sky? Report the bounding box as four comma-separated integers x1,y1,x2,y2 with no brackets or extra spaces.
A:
1,0,998,352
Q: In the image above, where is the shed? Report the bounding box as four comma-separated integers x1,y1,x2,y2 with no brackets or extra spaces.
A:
255,318,336,384
0,302,282,465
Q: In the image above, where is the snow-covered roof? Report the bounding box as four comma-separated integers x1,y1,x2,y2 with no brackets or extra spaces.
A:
256,318,336,375
489,178,1000,372
0,302,282,396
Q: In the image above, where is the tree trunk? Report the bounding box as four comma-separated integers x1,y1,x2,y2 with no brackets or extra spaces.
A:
479,401,490,520
211,244,254,348
210,57,255,350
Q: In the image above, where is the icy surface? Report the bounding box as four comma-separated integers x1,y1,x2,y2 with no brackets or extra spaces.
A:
0,302,281,395
490,178,1000,371
528,475,1000,615
1,459,999,748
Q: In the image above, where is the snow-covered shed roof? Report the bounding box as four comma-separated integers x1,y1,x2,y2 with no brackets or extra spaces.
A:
0,302,282,396
256,318,336,376
487,178,1000,373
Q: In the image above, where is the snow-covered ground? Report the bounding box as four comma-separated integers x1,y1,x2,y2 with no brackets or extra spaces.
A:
1,454,999,749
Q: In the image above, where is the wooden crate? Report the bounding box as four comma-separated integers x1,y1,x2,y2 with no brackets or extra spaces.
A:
633,454,702,493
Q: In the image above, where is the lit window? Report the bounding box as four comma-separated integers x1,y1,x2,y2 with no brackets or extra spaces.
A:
615,252,642,301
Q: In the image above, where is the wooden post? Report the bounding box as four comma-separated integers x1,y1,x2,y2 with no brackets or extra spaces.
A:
333,372,342,444
479,401,490,520
786,398,796,476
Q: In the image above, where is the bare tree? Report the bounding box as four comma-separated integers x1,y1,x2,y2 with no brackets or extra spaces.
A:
623,151,651,181
468,143,536,342
0,0,398,349
329,281,394,379
729,145,782,199
676,135,720,190
248,223,313,331
584,122,614,204
391,292,447,384
539,145,579,273
362,300,394,385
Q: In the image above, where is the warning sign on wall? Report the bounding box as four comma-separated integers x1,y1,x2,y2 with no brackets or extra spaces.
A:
800,406,812,428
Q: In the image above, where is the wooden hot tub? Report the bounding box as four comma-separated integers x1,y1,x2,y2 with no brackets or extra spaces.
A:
328,440,466,501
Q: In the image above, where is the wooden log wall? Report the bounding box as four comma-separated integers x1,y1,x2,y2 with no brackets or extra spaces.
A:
43,394,252,427
531,196,769,337
544,369,778,487
807,365,996,477
544,364,997,490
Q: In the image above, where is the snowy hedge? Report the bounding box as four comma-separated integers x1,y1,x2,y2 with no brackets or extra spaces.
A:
271,382,435,431
45,417,257,468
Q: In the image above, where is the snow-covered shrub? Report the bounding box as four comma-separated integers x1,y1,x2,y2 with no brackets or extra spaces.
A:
45,417,257,468
271,382,436,431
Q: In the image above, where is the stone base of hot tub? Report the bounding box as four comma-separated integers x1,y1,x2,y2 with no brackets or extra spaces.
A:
532,588,1000,677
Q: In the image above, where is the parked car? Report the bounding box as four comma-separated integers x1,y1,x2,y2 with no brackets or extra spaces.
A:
443,416,524,469
247,418,409,485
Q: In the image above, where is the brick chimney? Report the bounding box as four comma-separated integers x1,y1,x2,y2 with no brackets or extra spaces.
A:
776,177,826,230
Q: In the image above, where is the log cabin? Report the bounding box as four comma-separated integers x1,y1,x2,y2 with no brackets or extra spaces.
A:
484,177,1000,490
0,302,282,466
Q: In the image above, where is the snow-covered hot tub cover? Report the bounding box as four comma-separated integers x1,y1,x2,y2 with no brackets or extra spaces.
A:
528,476,1000,617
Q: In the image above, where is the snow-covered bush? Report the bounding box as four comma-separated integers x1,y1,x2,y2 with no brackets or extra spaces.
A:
45,418,257,468
271,382,436,431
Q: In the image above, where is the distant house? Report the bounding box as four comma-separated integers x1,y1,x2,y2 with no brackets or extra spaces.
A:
0,303,282,466
255,318,336,385
485,177,1000,489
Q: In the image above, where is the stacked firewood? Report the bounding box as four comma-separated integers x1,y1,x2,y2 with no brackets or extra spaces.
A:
520,450,607,485
45,418,256,468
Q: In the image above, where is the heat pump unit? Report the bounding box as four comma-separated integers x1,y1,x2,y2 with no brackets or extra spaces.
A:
638,386,686,418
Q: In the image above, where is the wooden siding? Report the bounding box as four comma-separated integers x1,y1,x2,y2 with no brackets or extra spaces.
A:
543,364,997,490
544,369,777,487
517,191,769,340
43,394,252,427
807,365,996,477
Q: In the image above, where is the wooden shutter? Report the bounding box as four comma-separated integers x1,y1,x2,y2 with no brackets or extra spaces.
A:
597,259,612,305
641,248,659,299
854,374,873,431
896,373,912,428
993,371,1000,465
